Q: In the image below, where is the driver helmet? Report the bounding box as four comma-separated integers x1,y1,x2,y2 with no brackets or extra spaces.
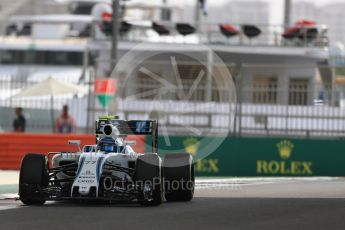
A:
98,137,116,153
97,137,125,153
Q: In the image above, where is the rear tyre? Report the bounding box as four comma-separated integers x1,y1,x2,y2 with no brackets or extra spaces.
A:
134,154,162,206
19,154,48,205
163,153,194,202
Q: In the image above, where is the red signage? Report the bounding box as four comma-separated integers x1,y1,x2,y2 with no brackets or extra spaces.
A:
94,79,116,95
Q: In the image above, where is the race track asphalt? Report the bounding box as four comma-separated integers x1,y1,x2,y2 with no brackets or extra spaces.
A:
1,178,345,230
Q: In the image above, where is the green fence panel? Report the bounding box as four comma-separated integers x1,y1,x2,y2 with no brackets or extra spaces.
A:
146,136,345,177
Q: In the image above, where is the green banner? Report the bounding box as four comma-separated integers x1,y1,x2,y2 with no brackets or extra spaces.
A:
96,94,113,108
146,136,345,177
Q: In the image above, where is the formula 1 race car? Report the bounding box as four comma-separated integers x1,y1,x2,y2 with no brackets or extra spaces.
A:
19,116,194,206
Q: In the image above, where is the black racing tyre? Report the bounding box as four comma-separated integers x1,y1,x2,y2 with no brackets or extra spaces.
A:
163,153,194,202
19,154,48,205
134,154,163,206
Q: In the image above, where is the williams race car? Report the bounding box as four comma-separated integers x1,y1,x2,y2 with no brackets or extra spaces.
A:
19,116,194,206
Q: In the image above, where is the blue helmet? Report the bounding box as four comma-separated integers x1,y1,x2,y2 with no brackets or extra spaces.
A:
98,137,124,153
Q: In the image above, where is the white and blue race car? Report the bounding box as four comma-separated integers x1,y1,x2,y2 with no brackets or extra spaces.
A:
19,116,194,206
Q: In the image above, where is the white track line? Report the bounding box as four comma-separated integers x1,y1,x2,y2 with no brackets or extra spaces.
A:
0,205,21,211
0,194,18,200
196,177,342,183
0,198,22,211
195,177,344,189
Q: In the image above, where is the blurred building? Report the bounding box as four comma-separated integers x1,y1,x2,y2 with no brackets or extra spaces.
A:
292,1,345,44
0,0,68,34
206,0,270,25
0,0,338,138
291,1,317,24
319,4,345,45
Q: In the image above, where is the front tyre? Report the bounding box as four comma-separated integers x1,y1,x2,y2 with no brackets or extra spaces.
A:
134,154,163,206
163,153,195,202
19,154,48,205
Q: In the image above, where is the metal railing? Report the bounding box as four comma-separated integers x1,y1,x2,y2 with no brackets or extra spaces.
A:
114,81,345,138
2,20,328,49
1,65,345,139
114,22,329,48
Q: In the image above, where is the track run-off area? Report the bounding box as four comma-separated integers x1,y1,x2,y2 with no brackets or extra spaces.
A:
1,177,345,229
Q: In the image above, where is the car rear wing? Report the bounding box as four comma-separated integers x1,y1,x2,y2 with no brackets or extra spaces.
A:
95,119,158,153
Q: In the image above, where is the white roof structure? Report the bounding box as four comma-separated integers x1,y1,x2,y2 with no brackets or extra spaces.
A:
27,67,83,84
13,77,86,98
9,14,93,24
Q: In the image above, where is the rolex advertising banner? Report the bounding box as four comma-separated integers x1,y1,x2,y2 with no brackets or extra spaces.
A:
146,136,345,177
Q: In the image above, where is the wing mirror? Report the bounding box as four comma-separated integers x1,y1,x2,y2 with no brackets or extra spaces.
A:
68,140,81,152
124,140,136,146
